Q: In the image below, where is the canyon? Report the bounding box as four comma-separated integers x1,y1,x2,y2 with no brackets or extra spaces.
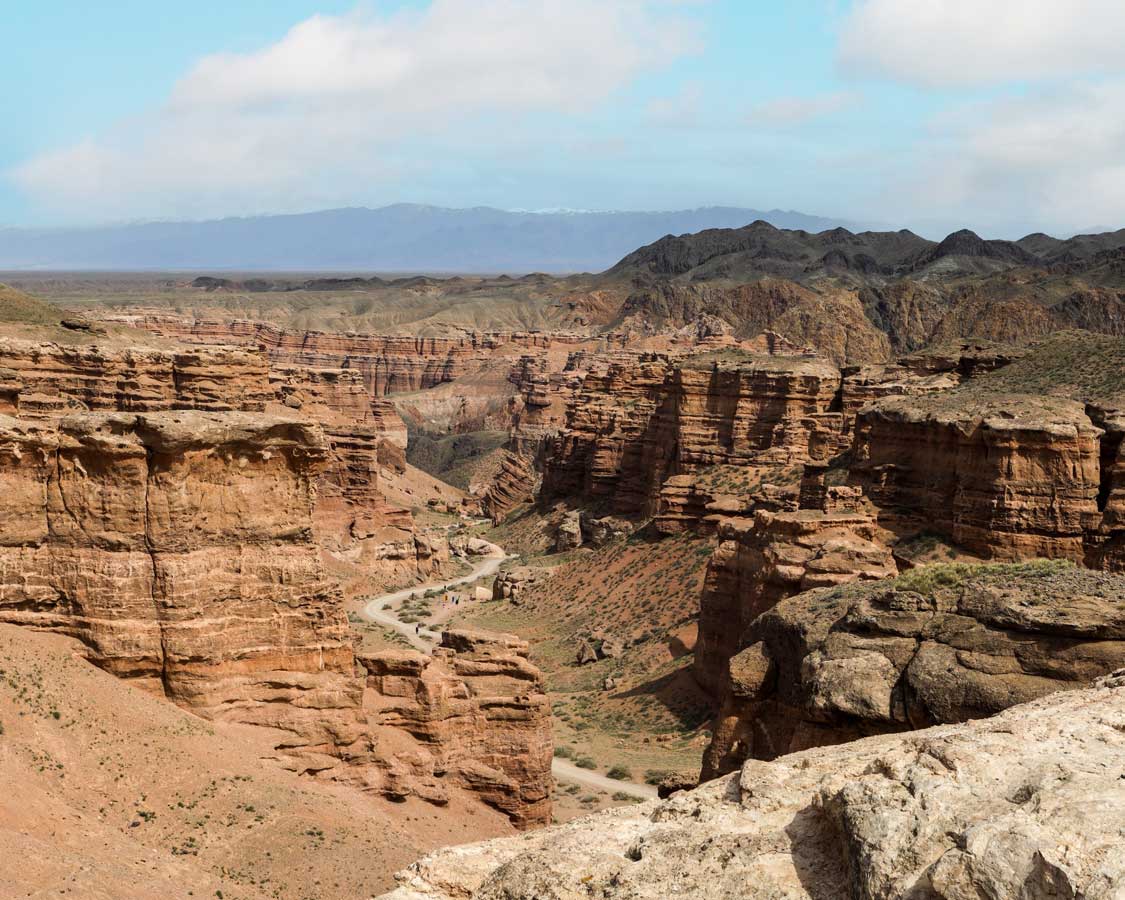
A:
1,215,1124,899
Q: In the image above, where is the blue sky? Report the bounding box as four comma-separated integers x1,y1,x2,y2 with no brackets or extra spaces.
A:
5,1,1125,237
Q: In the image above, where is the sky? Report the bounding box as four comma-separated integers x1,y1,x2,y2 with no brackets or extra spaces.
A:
4,0,1125,238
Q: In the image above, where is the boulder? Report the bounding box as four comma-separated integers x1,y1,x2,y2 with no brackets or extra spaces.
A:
377,672,1125,900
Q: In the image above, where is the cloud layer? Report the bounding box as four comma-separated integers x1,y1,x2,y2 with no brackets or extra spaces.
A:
14,1,698,220
839,0,1125,87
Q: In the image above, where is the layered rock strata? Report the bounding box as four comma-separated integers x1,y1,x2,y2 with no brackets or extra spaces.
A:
359,629,552,827
542,353,843,521
379,672,1125,900
849,393,1108,562
0,410,364,761
0,412,550,821
0,337,271,416
271,365,443,589
703,562,1125,779
693,502,897,700
105,314,583,395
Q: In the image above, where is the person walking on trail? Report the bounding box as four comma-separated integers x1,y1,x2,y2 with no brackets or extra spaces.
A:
415,623,420,635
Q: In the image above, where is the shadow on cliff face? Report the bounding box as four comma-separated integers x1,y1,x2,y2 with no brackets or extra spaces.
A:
612,666,715,731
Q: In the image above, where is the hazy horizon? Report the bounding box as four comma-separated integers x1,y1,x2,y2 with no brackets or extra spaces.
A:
6,2,1125,240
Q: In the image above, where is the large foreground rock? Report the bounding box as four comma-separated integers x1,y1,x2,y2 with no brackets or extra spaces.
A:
702,561,1125,779
380,671,1125,899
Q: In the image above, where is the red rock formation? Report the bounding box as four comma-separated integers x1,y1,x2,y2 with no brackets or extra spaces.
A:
0,337,271,416
0,410,550,822
542,353,842,523
693,503,897,701
0,338,442,592
359,629,552,827
1089,402,1125,570
0,410,366,762
849,394,1104,561
104,314,584,395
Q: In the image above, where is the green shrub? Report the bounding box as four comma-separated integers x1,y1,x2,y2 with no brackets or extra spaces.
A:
574,756,596,770
606,765,632,781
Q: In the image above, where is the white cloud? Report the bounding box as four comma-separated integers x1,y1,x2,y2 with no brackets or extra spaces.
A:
645,82,704,127
888,81,1125,235
839,0,1125,88
746,91,860,126
12,1,700,221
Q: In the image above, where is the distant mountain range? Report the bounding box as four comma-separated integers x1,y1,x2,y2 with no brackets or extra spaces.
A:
609,221,1125,282
0,204,862,273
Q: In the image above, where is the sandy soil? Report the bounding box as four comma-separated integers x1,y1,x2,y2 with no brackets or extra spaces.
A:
0,624,513,900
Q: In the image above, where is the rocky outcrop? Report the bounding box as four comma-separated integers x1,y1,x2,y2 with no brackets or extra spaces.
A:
702,561,1125,779
491,566,552,604
542,353,843,521
378,672,1125,900
0,410,365,762
0,338,441,593
359,629,552,827
273,364,409,449
0,338,271,417
541,356,672,512
850,393,1106,561
554,510,583,552
479,450,539,524
0,411,549,821
693,503,897,700
106,314,583,395
1090,402,1125,570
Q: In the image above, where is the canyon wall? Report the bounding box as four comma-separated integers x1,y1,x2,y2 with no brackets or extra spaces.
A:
0,337,440,592
0,337,271,417
541,353,843,521
360,630,552,827
849,393,1116,564
105,314,584,395
0,410,365,762
0,408,551,825
693,499,897,700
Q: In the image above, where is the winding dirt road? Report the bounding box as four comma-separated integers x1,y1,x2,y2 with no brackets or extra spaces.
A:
358,551,508,651
355,544,660,801
551,759,659,800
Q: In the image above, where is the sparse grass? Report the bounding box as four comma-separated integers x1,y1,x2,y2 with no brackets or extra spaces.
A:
892,558,1074,597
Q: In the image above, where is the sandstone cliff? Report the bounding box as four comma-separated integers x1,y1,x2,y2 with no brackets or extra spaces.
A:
850,393,1108,562
379,671,1125,900
0,337,271,416
0,411,551,823
360,629,552,827
0,410,363,761
0,336,442,592
542,351,843,523
106,313,583,395
693,502,897,702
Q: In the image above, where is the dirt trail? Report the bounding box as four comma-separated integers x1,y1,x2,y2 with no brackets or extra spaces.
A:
357,544,661,800
551,759,660,800
358,551,508,652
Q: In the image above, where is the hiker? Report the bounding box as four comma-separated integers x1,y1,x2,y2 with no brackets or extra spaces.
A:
415,623,420,635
